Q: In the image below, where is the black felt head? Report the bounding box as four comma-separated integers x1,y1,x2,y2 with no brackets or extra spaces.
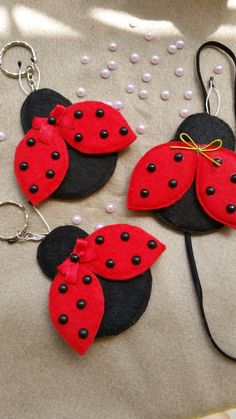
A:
20,88,118,200
155,112,236,233
37,226,152,338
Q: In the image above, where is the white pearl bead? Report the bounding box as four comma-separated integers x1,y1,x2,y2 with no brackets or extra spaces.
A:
76,86,86,97
108,42,117,51
113,100,124,110
214,64,223,74
72,215,82,225
175,67,184,77
139,89,148,99
100,68,111,79
136,124,145,134
160,90,170,100
130,53,140,63
179,109,189,118
129,19,138,28
176,40,184,49
184,90,193,100
0,131,6,141
107,60,118,70
150,55,160,65
80,55,90,64
105,202,116,214
95,223,104,230
142,72,152,82
168,44,177,54
144,32,153,41
126,84,135,93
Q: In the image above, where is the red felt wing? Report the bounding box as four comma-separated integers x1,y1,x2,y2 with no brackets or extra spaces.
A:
196,147,236,228
86,224,166,280
51,102,137,154
14,120,69,206
127,142,197,210
49,265,104,356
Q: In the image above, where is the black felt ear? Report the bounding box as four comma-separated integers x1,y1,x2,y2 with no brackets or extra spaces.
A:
155,113,236,233
20,89,118,199
37,226,152,337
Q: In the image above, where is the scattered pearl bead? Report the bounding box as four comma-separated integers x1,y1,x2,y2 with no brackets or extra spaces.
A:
175,67,184,77
105,202,116,214
179,109,189,118
72,215,82,225
130,53,140,63
142,72,152,82
129,19,138,28
80,55,90,64
214,64,223,74
108,42,117,51
136,124,145,134
113,100,124,110
95,223,104,230
176,40,184,49
76,86,86,97
150,55,160,65
126,84,135,93
168,44,177,54
100,68,111,79
107,60,118,70
184,90,193,100
144,32,153,41
160,90,170,100
0,131,6,141
139,89,148,99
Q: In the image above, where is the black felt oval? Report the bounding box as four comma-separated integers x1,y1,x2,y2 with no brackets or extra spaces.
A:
37,226,152,337
20,88,118,199
155,113,236,233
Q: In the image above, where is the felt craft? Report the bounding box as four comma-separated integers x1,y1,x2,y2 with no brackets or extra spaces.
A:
37,224,166,355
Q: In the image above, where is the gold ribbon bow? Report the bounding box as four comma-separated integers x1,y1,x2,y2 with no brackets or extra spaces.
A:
170,132,223,166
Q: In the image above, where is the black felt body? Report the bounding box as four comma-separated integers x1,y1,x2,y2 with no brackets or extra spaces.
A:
20,88,118,199
155,113,236,233
37,226,152,337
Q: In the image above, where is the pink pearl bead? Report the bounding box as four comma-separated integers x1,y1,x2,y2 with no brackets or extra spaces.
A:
144,32,153,41
0,131,6,141
168,44,177,54
105,202,116,214
179,109,189,118
80,55,90,64
175,67,184,77
72,215,82,225
113,101,124,110
160,90,170,100
76,86,86,97
95,223,104,230
100,68,111,79
142,72,152,82
129,19,138,28
176,40,184,49
136,124,145,134
130,53,140,63
126,84,135,93
107,60,118,70
184,90,193,100
139,89,148,99
214,64,223,74
108,42,117,51
150,55,160,65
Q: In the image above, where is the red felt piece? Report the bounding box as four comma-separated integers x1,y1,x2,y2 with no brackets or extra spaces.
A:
196,147,236,228
50,102,137,154
14,118,69,205
49,265,104,356
127,142,197,210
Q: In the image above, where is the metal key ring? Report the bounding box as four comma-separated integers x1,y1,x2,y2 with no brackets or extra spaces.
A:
0,41,37,79
0,201,28,242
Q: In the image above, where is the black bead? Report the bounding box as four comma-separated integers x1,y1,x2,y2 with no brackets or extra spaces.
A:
213,157,222,166
226,204,236,213
58,314,68,325
96,109,104,117
100,130,108,139
29,184,38,193
206,186,215,196
121,232,130,241
168,179,177,188
106,259,115,268
74,110,83,119
174,153,183,162
19,162,28,171
78,328,88,339
132,256,141,265
119,126,128,135
231,173,236,183
95,236,104,244
140,189,149,198
51,151,60,160
46,169,55,179
83,275,92,284
147,163,156,172
48,116,56,125
147,240,157,249
74,133,83,142
76,299,86,309
70,253,79,263
58,283,68,293
26,138,35,147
